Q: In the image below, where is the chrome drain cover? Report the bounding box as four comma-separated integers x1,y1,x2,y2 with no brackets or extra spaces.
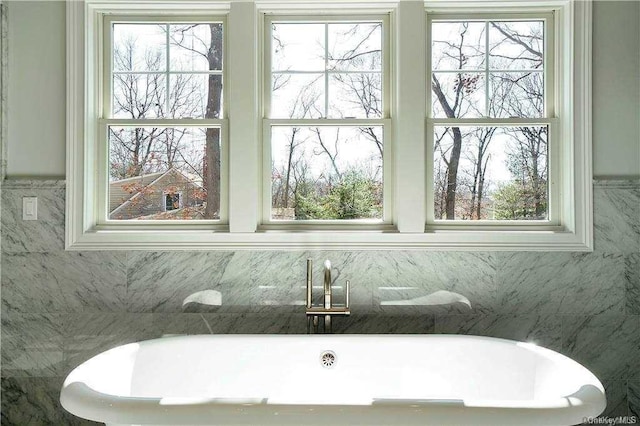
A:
320,350,337,368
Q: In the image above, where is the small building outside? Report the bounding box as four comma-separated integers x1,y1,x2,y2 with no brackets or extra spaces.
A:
109,168,206,220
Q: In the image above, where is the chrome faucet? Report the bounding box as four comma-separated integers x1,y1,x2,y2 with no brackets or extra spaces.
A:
305,258,350,333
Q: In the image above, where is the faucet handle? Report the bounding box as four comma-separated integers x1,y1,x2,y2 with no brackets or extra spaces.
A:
345,280,350,309
306,258,313,309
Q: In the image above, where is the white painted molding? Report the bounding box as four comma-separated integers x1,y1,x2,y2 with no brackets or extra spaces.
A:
65,0,593,251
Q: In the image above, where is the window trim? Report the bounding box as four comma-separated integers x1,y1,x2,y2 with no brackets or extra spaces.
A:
66,0,592,251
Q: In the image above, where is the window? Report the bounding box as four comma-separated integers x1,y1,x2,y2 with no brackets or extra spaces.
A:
263,16,391,225
103,18,227,222
66,1,592,250
427,15,556,224
165,192,181,211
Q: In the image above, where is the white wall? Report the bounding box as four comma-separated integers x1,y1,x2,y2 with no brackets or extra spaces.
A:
7,1,65,177
592,0,640,177
4,0,640,178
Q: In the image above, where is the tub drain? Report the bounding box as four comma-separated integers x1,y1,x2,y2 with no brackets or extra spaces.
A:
320,350,336,368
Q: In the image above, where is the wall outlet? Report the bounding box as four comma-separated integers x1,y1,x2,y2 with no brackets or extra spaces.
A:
22,197,38,221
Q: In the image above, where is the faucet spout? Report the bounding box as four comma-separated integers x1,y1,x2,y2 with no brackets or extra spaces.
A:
323,260,332,309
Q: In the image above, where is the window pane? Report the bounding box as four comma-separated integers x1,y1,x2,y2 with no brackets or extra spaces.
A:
271,126,383,220
329,73,382,118
432,72,485,118
113,74,166,118
489,72,543,118
431,22,486,71
489,21,544,70
328,23,382,71
169,24,223,72
433,126,548,221
113,24,166,72
169,74,223,119
271,23,325,71
108,127,221,220
271,73,325,118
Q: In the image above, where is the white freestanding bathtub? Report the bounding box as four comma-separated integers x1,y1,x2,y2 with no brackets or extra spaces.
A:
60,335,606,426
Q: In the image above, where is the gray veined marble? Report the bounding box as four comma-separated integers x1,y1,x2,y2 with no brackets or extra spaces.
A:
434,314,562,351
495,252,626,315
213,251,374,313
2,251,127,313
562,315,640,382
153,313,307,336
1,186,65,253
598,380,630,418
593,182,640,254
627,253,640,315
64,313,154,376
126,251,234,313
332,314,435,334
1,376,99,426
369,251,498,315
1,314,65,377
630,380,640,419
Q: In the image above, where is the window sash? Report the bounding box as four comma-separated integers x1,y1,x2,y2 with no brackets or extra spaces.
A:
97,119,229,226
261,119,393,226
264,15,390,120
425,11,557,227
100,15,228,227
262,14,392,226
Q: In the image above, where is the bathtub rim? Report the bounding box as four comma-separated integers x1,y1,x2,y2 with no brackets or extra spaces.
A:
60,334,607,425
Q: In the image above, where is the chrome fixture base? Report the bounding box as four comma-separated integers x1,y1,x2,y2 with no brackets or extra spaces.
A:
305,258,350,334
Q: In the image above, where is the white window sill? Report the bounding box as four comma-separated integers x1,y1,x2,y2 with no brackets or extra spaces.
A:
66,227,592,251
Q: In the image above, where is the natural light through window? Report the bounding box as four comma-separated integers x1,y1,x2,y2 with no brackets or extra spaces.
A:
66,1,592,250
429,17,552,222
107,21,224,221
266,18,388,222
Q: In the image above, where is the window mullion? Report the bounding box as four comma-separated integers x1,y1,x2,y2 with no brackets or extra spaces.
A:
165,23,171,117
228,1,259,232
395,1,426,232
485,20,490,117
324,23,329,118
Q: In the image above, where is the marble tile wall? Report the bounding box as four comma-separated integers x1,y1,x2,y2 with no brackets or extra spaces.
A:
1,179,638,425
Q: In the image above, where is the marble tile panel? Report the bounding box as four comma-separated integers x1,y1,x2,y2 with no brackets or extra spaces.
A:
126,251,234,312
562,315,640,382
1,313,65,377
627,253,640,315
630,380,640,419
368,251,498,314
306,250,374,309
218,251,307,311
1,185,66,254
495,252,626,315
593,183,640,254
212,251,373,312
64,313,154,376
332,314,434,334
1,376,99,425
153,313,307,335
599,380,629,418
2,251,127,313
434,314,562,351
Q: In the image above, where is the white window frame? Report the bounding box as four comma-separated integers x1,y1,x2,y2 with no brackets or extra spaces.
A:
426,11,558,229
261,14,393,230
66,0,592,251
